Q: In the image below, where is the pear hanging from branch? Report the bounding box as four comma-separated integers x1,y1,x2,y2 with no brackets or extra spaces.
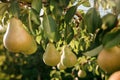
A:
3,17,37,55
43,43,60,66
61,45,77,68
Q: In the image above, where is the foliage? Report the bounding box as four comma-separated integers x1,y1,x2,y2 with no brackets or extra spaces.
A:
0,0,120,80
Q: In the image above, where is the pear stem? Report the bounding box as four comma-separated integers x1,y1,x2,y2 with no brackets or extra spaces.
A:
28,9,35,36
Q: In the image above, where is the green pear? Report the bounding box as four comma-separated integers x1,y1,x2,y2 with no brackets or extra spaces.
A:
3,17,37,55
78,70,87,78
61,46,77,67
43,43,60,66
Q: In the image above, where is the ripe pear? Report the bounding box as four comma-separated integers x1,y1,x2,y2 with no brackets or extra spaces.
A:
43,43,60,66
97,46,120,74
61,46,77,68
21,40,37,55
108,71,120,80
3,17,37,55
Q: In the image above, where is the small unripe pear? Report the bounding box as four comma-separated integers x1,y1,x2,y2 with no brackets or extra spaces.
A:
78,70,87,78
3,17,37,55
43,43,60,66
61,46,77,67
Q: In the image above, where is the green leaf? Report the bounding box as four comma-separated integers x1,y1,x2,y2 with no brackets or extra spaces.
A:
0,3,8,19
59,0,70,8
9,1,20,17
102,13,118,30
43,13,58,42
31,0,42,13
102,29,120,48
95,65,100,76
53,6,63,20
84,8,102,33
82,1,90,7
82,45,103,56
79,20,85,29
100,1,107,10
65,6,77,23
65,25,74,44
30,9,40,25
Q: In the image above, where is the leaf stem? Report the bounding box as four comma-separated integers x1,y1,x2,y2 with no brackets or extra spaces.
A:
28,9,35,36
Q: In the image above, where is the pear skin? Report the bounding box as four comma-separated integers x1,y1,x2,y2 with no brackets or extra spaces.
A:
61,46,77,67
21,36,37,55
97,46,120,74
108,71,120,80
3,17,37,54
78,70,87,78
43,43,60,66
57,62,66,70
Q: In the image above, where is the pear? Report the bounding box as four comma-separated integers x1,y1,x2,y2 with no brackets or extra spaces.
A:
57,62,66,70
43,43,60,66
77,70,87,78
21,39,37,55
61,46,77,67
3,17,37,54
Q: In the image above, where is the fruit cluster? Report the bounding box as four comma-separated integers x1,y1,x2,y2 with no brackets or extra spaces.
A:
43,43,77,70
